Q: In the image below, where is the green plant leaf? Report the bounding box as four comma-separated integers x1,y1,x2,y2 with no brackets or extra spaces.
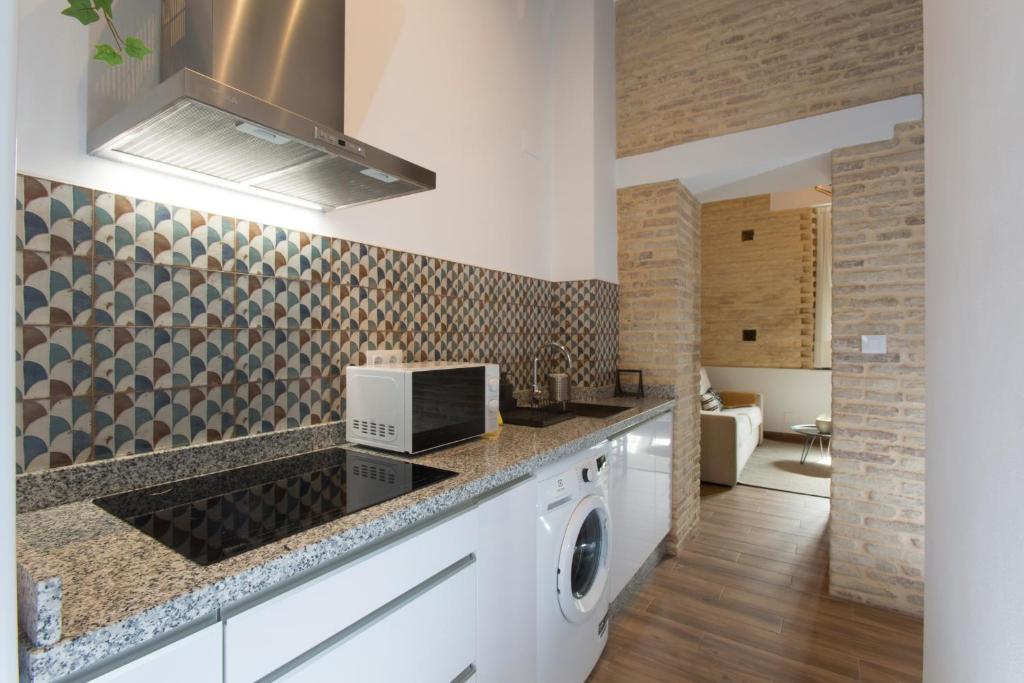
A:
124,36,152,60
61,0,99,26
94,0,113,16
93,43,123,66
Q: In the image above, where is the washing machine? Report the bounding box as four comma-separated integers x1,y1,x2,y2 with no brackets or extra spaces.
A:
536,441,612,683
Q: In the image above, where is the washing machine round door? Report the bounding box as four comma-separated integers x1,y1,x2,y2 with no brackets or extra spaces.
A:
557,494,611,623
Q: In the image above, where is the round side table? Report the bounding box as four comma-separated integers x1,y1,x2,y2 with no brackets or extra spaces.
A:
791,424,831,464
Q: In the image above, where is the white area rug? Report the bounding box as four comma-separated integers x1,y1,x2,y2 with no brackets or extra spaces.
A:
738,438,831,498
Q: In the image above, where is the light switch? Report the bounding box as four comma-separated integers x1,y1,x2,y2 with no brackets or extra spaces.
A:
861,335,887,354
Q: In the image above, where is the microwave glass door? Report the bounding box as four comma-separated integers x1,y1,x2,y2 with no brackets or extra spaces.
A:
411,366,485,452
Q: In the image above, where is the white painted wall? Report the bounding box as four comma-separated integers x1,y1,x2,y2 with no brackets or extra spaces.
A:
542,0,618,283
338,0,548,278
16,0,613,281
698,155,832,204
924,0,1024,680
704,367,831,433
1,2,18,679
769,186,831,212
591,0,617,284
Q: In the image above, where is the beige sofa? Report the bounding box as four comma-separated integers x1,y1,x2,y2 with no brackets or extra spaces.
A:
699,369,764,486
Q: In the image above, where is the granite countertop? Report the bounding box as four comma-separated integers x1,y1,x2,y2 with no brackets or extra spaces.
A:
16,396,674,682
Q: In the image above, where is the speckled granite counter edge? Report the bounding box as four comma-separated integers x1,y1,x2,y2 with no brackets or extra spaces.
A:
17,566,61,648
17,422,346,513
21,400,674,682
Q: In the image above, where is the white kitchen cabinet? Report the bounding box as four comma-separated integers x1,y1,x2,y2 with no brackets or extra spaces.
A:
475,478,537,683
91,623,222,683
276,561,477,683
608,412,673,601
651,414,673,542
224,508,479,683
78,477,539,683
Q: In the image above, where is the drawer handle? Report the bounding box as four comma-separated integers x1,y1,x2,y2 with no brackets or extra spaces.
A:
451,663,476,683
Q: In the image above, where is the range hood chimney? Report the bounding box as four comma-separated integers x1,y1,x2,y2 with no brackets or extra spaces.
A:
87,0,435,211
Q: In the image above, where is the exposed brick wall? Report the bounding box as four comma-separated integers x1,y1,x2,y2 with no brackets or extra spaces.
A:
616,0,924,157
828,121,925,615
701,195,817,369
617,180,701,550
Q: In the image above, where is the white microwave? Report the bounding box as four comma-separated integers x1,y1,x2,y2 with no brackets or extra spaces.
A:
346,362,500,454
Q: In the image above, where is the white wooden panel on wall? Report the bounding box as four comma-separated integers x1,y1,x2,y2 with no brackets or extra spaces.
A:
92,624,222,683
608,413,674,600
224,509,478,683
277,562,477,683
475,479,537,683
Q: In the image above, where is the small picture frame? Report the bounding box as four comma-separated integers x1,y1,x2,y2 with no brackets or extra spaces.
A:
614,369,645,398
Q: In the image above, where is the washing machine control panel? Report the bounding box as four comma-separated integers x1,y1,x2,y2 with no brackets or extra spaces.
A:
581,455,606,483
578,454,609,486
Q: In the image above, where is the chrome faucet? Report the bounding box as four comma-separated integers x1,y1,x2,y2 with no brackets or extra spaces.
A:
532,342,573,405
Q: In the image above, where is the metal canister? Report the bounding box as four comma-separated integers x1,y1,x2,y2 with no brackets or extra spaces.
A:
548,372,570,408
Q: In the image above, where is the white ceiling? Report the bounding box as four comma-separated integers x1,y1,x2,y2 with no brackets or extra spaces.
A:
694,153,831,202
615,95,923,200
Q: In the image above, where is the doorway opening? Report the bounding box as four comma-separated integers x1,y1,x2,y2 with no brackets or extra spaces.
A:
698,187,833,498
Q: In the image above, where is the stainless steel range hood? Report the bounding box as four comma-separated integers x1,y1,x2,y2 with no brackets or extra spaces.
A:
87,0,435,211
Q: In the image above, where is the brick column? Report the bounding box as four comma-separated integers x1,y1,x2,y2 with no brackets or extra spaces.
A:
829,121,926,615
617,180,701,551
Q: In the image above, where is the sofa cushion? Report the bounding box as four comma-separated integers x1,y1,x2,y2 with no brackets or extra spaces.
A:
700,388,723,412
699,368,711,394
720,406,762,435
718,391,760,409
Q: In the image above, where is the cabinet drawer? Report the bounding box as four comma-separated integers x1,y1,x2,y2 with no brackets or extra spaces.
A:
276,560,477,682
225,508,478,683
92,623,222,683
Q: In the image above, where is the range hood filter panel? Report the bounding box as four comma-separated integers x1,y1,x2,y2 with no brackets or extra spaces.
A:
253,156,423,210
110,99,327,185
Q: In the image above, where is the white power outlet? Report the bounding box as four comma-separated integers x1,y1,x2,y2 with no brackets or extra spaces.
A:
861,335,887,355
365,349,404,366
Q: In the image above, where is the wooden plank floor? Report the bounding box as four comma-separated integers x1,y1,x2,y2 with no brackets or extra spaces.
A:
588,484,923,683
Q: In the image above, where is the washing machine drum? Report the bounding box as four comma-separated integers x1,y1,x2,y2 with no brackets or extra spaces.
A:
557,494,611,623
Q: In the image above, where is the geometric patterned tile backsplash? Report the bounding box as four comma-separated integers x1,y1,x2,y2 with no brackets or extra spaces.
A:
14,175,619,473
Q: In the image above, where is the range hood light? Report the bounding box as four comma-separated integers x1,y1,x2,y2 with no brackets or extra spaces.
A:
360,168,401,184
236,121,291,145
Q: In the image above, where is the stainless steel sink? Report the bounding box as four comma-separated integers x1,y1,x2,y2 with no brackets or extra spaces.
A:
502,402,630,427
501,406,575,428
563,402,631,418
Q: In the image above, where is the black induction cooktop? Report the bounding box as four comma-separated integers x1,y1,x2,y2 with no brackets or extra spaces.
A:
94,448,457,566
